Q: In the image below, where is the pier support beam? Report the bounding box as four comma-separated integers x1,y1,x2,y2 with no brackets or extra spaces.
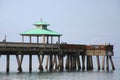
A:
82,55,85,71
109,56,115,70
54,55,58,70
89,56,93,70
71,55,74,71
16,55,23,72
86,56,90,70
86,56,93,71
69,55,72,71
76,55,81,70
86,56,93,70
52,55,54,70
45,55,49,70
102,56,105,70
29,54,32,72
49,55,53,71
91,56,93,70
72,55,76,70
6,55,10,73
59,55,63,71
106,56,109,71
38,55,43,71
65,55,69,71
52,55,57,70
96,56,100,71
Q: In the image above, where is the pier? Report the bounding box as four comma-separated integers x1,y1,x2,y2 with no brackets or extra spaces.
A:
0,42,115,72
0,20,115,72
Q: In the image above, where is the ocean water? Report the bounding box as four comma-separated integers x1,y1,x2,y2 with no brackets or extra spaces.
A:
0,56,120,80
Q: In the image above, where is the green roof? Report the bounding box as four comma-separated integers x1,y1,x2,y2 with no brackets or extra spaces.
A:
33,20,49,26
20,28,62,36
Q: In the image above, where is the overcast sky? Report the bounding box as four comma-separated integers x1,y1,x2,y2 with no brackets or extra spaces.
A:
0,0,120,56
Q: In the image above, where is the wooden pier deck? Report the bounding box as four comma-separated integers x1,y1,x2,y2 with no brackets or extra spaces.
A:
0,42,115,72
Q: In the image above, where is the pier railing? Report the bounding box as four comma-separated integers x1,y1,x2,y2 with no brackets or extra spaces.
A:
0,42,113,56
0,42,60,55
0,42,59,48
